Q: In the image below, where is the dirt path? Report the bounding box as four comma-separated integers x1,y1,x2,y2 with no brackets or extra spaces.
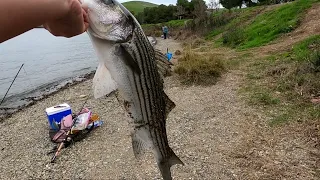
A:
0,37,318,179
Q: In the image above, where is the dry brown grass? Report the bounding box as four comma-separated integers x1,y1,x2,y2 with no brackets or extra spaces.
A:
232,33,320,180
173,46,226,85
229,112,320,180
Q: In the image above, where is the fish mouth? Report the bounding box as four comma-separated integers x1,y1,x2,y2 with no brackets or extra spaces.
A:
86,0,135,43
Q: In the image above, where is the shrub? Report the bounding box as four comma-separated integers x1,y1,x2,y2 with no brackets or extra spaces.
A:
174,49,226,85
222,28,245,47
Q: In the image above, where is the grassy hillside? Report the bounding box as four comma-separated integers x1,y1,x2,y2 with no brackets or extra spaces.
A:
206,0,318,49
122,1,158,14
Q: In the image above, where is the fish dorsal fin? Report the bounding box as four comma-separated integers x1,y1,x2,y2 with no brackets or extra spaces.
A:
114,43,141,75
131,126,153,159
92,62,118,99
163,92,176,119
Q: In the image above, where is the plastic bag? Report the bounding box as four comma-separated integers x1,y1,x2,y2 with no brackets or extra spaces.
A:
71,111,92,131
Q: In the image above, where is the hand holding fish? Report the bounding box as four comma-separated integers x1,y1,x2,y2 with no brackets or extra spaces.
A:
0,0,89,43
43,0,89,38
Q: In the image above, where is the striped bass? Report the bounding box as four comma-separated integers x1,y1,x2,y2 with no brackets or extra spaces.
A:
82,0,184,179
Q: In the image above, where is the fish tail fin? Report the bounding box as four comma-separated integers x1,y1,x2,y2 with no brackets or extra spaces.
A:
158,148,184,180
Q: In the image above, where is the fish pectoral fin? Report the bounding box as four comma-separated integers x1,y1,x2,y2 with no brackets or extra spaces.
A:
92,62,118,99
163,92,176,119
131,127,152,159
114,43,141,75
158,148,184,180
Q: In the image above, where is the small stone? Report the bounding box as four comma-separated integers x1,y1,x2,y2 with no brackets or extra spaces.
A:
79,95,87,98
175,50,181,55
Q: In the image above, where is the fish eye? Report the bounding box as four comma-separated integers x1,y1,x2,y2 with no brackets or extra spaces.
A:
102,0,113,5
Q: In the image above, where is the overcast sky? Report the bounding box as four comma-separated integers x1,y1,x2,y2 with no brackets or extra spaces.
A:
118,0,220,6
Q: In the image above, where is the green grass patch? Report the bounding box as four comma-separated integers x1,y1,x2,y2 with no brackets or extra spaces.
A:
292,35,320,61
174,48,226,85
222,28,246,47
122,1,158,14
166,19,188,28
142,19,191,29
246,72,261,80
249,88,280,106
205,28,223,40
269,113,291,126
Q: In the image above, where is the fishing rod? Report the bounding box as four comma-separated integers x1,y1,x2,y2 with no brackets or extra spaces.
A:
0,63,24,106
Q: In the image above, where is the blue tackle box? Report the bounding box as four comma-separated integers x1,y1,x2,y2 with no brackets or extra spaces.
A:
45,103,72,130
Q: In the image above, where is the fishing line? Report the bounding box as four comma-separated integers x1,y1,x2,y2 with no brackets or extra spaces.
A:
0,63,24,106
22,63,37,91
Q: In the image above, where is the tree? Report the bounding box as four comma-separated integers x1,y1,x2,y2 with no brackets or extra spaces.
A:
192,0,208,25
220,0,242,10
139,4,177,24
189,0,207,16
176,0,189,8
136,12,145,24
176,0,194,18
175,5,187,19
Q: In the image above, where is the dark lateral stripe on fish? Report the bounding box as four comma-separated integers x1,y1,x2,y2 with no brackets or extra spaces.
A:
137,36,166,147
147,41,171,158
134,32,169,158
131,36,156,129
137,35,168,157
134,39,166,157
138,37,170,158
134,33,167,157
132,38,152,128
131,70,145,125
129,42,147,125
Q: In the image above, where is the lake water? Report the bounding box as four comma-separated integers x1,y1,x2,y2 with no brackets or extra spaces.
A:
0,28,98,107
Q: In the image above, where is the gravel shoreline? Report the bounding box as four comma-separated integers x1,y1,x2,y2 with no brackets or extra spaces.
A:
0,69,249,179
1,38,316,179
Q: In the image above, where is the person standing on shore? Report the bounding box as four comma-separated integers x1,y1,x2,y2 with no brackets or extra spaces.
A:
0,0,89,43
162,25,168,39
